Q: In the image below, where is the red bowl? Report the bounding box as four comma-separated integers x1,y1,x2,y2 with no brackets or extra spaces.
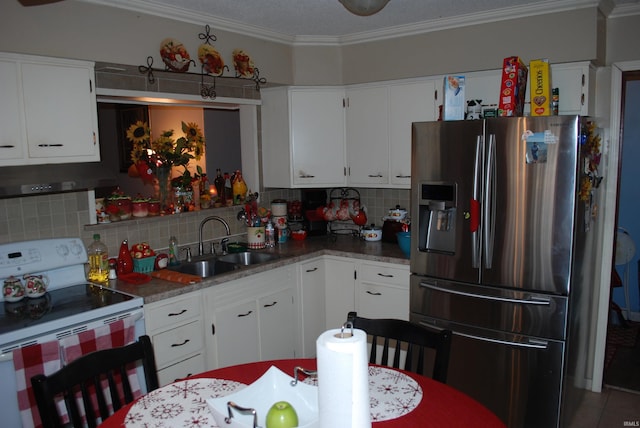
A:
291,230,307,241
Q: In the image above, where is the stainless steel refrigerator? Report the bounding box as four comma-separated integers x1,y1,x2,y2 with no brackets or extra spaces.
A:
409,116,600,427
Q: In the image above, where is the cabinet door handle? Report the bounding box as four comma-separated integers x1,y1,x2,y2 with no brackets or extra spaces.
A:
395,174,411,178
37,143,64,147
168,309,187,317
263,301,278,308
238,310,253,317
367,174,383,178
305,267,318,273
377,273,393,278
366,291,382,296
0,145,15,148
171,339,190,347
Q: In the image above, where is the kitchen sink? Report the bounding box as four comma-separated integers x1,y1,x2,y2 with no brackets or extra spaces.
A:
217,251,280,266
168,259,239,278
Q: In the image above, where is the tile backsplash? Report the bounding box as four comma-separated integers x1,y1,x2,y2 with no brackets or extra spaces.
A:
0,187,410,256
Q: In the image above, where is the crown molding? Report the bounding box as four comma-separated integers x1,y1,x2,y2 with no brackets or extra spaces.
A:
79,0,636,47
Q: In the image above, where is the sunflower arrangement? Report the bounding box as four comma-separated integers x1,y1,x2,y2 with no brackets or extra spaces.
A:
127,120,205,183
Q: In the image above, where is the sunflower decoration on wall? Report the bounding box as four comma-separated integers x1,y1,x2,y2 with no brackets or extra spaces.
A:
127,120,205,185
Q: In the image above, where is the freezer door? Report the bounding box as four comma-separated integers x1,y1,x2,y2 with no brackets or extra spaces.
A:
411,120,485,283
412,312,564,428
410,275,568,340
483,116,580,294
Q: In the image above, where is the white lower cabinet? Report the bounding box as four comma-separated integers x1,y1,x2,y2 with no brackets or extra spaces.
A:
158,353,205,387
298,258,326,357
145,291,205,386
204,265,297,370
324,257,357,329
323,257,410,327
356,261,410,320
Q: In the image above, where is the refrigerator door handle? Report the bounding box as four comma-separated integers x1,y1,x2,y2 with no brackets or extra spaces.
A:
471,135,483,268
421,281,552,306
419,320,550,349
483,133,497,268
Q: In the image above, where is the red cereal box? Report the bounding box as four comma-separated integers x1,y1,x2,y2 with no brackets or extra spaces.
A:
498,56,528,117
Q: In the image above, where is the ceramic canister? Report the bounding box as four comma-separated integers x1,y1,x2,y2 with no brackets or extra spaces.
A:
247,226,266,249
271,199,288,217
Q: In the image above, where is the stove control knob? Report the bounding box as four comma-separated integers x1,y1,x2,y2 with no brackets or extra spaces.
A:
56,245,69,257
69,242,83,256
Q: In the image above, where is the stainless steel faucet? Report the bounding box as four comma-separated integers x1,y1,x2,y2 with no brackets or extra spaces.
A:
198,216,231,256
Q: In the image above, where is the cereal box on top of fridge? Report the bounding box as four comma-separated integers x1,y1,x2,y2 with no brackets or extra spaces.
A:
529,59,551,116
443,75,465,120
498,56,528,117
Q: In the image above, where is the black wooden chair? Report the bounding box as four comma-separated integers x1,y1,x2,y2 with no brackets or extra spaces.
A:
347,311,452,383
31,335,159,428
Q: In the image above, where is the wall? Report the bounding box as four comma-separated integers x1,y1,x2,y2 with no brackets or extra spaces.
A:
339,8,602,84
0,0,294,84
0,1,616,87
614,78,640,318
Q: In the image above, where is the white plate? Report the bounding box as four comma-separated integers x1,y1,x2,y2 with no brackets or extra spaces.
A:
207,366,319,428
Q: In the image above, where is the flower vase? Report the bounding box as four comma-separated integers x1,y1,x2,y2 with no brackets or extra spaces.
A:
155,166,173,215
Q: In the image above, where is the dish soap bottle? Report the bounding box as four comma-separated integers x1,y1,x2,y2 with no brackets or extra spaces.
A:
87,234,109,285
169,236,180,266
116,239,134,276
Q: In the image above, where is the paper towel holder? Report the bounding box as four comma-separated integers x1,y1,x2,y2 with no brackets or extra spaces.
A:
338,321,354,338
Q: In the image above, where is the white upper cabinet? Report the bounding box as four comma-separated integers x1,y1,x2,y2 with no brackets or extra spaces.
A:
345,79,437,188
0,53,99,166
345,85,389,187
261,86,347,188
388,80,437,187
0,60,25,163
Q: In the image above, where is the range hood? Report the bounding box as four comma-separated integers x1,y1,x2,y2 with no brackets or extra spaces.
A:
0,162,117,198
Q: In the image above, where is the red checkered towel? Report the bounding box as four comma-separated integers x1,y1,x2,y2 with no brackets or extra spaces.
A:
13,341,62,428
59,317,141,423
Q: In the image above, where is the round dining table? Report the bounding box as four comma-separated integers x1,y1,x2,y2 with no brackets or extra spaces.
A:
102,358,505,427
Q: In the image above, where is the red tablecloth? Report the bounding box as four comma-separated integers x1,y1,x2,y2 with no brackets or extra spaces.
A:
101,358,505,428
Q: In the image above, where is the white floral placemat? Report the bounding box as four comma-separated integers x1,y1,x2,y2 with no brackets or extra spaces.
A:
124,366,422,426
301,366,423,422
124,378,246,427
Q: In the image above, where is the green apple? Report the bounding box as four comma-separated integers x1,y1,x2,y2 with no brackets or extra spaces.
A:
265,401,298,428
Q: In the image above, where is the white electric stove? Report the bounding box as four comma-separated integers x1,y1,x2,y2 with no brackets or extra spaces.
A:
0,238,145,428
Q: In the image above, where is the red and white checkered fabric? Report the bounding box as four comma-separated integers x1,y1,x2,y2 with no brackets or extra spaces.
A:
13,341,62,428
12,317,140,428
59,317,141,424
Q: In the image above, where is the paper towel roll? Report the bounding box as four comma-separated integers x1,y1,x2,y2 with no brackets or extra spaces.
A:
316,328,371,428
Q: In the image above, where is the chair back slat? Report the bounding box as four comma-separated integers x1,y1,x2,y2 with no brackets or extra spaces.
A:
347,312,452,383
31,335,159,428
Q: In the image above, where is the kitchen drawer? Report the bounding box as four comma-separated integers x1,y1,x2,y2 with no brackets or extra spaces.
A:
157,353,205,387
356,283,409,320
145,292,201,333
359,262,409,287
151,319,204,368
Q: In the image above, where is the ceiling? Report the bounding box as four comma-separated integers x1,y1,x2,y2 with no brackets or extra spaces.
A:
79,0,639,43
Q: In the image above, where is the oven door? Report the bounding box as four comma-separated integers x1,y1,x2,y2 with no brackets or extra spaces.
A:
0,308,145,428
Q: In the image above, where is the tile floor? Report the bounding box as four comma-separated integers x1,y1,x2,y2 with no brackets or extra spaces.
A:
567,386,640,427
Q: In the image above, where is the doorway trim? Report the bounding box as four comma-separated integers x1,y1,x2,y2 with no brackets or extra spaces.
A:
592,60,640,392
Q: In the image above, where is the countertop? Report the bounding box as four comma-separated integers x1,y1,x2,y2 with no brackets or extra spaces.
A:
110,235,409,304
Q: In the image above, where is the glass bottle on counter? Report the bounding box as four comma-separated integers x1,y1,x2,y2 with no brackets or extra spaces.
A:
87,234,109,285
214,169,225,203
169,236,180,266
116,239,134,276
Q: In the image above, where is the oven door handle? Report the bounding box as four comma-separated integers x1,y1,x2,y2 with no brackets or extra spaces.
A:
0,308,145,363
421,281,551,306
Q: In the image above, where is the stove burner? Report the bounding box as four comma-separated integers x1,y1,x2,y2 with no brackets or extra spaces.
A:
0,284,136,337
